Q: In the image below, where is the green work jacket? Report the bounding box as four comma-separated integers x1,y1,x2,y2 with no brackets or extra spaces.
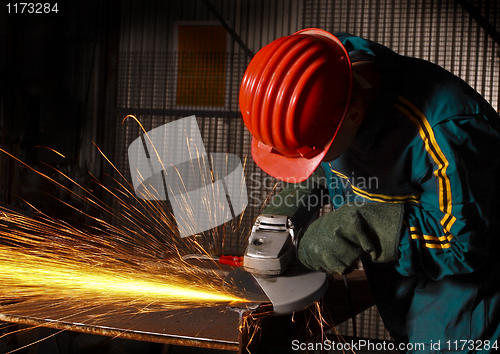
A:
322,33,500,281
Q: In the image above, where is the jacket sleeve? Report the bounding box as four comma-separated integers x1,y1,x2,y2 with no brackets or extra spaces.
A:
395,115,500,280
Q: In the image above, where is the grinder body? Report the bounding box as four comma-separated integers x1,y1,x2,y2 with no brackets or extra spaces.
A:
243,215,296,276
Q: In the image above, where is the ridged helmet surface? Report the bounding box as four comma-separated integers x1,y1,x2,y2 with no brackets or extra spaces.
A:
239,29,352,182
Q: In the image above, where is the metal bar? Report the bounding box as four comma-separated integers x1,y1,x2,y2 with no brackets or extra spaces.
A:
200,0,254,59
242,271,375,352
0,306,241,351
456,0,500,47
115,108,242,119
0,269,374,352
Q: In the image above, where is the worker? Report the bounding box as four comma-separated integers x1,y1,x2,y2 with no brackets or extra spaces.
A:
239,28,500,352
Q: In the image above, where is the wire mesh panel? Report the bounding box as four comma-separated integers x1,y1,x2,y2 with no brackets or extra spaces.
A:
116,52,243,113
111,0,305,256
302,0,500,110
334,305,393,341
113,50,278,255
113,0,305,256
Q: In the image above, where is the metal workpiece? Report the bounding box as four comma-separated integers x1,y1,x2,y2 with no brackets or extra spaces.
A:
0,258,246,352
0,247,371,353
239,270,376,353
0,266,373,353
0,258,262,352
0,300,242,351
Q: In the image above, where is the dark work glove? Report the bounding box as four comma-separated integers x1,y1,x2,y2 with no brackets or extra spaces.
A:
298,202,404,274
261,168,329,231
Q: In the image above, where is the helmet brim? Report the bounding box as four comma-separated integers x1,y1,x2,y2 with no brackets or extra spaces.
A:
251,137,330,183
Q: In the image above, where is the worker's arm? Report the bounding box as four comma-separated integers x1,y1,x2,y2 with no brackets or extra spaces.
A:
396,115,500,280
298,115,500,278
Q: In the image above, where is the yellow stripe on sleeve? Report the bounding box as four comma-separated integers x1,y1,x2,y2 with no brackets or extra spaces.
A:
395,97,456,236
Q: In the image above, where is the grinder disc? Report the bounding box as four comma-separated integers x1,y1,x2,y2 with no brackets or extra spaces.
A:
223,266,270,303
224,262,328,315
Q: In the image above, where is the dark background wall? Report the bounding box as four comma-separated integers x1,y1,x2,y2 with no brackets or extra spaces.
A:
1,0,500,343
1,0,499,250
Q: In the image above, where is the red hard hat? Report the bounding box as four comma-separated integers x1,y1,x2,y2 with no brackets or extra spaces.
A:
240,28,353,183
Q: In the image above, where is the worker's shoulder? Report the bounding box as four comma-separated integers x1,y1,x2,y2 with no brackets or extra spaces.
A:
404,83,496,127
334,33,401,61
391,56,497,125
333,33,500,128
334,33,380,56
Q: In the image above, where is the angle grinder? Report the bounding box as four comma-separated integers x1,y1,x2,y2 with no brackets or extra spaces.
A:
224,214,328,315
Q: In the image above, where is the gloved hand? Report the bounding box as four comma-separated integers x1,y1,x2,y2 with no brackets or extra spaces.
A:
261,168,329,231
298,202,404,274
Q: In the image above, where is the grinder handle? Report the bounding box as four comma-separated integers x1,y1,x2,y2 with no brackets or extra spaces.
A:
219,255,243,267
